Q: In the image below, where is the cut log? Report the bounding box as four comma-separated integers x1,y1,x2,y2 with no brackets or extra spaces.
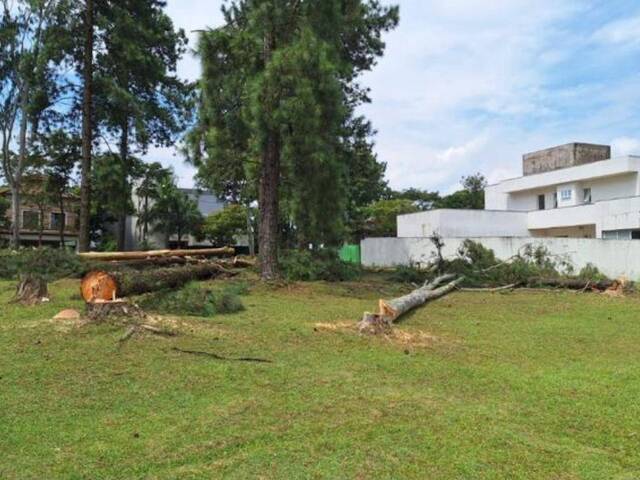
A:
13,275,49,305
526,277,615,290
359,274,464,334
80,263,234,300
78,247,235,262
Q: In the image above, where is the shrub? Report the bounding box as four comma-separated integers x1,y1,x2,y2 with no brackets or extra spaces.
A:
577,263,608,282
138,282,246,317
280,249,361,282
0,248,83,280
387,264,431,284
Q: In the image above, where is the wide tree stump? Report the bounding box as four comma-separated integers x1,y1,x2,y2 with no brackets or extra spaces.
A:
85,299,147,322
13,275,49,305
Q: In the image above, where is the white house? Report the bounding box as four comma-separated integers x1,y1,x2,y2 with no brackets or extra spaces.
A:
398,143,640,240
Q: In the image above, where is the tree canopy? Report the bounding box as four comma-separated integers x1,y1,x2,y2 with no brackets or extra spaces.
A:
189,0,398,279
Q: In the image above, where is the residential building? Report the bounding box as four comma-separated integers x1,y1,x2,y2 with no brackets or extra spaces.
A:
124,187,225,250
0,176,80,247
398,143,640,240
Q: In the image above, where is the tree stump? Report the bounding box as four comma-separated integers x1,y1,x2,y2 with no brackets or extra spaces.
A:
85,299,147,322
13,275,49,305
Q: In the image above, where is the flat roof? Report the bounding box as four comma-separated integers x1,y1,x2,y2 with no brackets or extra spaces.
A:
489,155,640,193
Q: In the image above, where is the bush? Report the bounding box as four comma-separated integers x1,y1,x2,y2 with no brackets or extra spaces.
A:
280,249,361,282
442,240,581,287
0,248,83,280
387,264,431,284
138,282,246,317
577,263,608,282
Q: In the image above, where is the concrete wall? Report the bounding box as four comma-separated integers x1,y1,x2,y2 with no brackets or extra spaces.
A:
397,209,529,238
523,143,610,176
361,236,640,279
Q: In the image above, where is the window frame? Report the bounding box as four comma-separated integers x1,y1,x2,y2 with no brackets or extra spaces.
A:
50,212,66,230
21,210,40,230
537,194,545,210
560,189,572,201
583,187,592,203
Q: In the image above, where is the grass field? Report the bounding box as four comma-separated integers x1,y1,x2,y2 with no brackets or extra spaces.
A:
1,276,640,479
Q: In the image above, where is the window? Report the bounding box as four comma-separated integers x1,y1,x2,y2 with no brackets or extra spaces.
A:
537,194,545,210
553,192,558,208
583,188,592,203
50,212,65,230
560,189,572,201
22,211,39,230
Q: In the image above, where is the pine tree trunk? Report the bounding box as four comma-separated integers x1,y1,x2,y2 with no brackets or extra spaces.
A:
59,196,65,247
10,184,20,248
117,120,129,251
258,29,280,280
78,0,94,252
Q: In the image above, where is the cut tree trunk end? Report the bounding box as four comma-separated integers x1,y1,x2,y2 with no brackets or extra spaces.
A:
80,263,234,301
13,275,49,305
358,274,464,334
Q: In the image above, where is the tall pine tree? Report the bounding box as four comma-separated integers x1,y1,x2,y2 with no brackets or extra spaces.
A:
190,0,398,279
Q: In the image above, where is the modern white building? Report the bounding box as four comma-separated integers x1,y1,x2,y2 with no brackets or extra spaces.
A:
398,143,640,240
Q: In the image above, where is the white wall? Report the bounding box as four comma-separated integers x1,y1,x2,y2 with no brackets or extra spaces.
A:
397,210,529,238
361,236,640,279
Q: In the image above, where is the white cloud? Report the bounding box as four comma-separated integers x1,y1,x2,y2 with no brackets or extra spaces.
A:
593,15,640,47
611,137,640,157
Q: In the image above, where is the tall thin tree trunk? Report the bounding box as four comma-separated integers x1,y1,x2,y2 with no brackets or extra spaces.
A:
258,133,280,280
59,196,65,247
78,0,94,252
38,205,44,247
258,28,280,280
11,89,29,249
246,201,255,257
10,185,20,248
117,120,129,251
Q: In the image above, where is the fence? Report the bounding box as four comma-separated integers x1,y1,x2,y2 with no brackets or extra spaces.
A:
361,236,640,279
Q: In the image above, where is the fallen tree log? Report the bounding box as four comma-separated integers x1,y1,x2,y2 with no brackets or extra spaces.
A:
81,263,234,301
78,247,235,262
526,277,615,290
359,274,464,334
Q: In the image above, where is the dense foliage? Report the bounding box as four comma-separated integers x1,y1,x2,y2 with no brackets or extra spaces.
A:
189,0,398,278
203,204,248,247
362,198,419,237
138,281,246,317
280,249,361,282
0,248,82,280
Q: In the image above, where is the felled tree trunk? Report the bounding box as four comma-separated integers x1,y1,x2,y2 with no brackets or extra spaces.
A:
78,247,234,262
527,277,615,290
81,263,234,301
14,275,49,305
359,274,464,334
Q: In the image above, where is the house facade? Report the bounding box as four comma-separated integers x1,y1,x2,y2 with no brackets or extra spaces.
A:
0,177,80,247
398,143,640,240
124,187,226,250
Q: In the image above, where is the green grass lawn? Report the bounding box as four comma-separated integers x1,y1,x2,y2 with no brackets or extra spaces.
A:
1,276,640,479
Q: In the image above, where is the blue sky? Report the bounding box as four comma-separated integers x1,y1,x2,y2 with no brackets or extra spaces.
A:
157,0,640,193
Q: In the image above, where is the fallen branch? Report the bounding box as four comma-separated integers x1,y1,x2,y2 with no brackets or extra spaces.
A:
458,282,521,292
171,347,272,363
526,277,614,290
78,247,235,262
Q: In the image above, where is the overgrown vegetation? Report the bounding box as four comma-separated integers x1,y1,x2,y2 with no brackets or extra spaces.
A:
280,249,361,282
138,282,247,317
0,248,83,281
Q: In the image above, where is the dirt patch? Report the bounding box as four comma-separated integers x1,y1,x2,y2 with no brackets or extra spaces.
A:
313,321,441,348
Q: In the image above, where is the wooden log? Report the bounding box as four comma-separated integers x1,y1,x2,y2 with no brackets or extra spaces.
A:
80,263,233,300
78,247,235,262
526,277,615,290
358,274,464,334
